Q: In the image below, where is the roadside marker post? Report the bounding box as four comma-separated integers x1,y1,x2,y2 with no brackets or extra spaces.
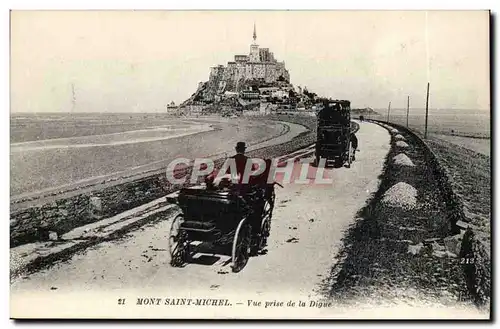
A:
424,83,430,139
387,101,391,123
406,96,410,128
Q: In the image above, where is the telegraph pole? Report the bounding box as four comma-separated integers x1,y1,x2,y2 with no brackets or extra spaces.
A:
424,83,430,138
387,101,391,123
406,96,410,128
71,83,76,113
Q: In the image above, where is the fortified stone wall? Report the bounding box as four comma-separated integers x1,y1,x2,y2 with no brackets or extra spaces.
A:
10,173,172,247
207,62,289,94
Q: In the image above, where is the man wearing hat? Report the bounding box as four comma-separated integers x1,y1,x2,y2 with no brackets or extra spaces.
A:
231,141,265,252
232,141,250,183
206,141,251,188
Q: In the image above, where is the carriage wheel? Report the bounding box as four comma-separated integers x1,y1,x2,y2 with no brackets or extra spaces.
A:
265,189,276,218
349,144,356,168
231,218,251,273
168,214,189,267
346,143,353,168
250,197,274,256
259,199,273,248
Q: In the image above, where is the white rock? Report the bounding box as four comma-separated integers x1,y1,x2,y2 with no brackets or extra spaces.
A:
444,233,464,255
396,141,410,148
89,196,102,211
456,220,474,229
390,128,399,134
432,241,446,252
48,231,58,241
408,242,424,255
394,134,406,141
432,250,457,258
393,153,415,167
398,226,419,231
381,182,418,210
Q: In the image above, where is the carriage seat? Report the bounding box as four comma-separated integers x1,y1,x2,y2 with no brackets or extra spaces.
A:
180,220,216,232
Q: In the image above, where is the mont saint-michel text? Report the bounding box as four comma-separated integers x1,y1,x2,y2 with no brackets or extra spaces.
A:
136,298,232,306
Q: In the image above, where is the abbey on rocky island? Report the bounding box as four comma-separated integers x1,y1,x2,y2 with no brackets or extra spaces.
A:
211,24,290,88
187,24,292,105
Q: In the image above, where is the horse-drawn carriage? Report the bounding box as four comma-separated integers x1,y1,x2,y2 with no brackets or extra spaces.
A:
166,180,276,273
315,99,355,168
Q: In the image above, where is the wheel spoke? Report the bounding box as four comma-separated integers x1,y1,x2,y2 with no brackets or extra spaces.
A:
232,221,251,272
169,215,189,267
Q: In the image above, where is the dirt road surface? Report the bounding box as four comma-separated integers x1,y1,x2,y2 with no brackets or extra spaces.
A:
13,121,483,318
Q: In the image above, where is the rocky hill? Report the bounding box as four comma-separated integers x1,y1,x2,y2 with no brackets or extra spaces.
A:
351,107,380,116
180,26,292,109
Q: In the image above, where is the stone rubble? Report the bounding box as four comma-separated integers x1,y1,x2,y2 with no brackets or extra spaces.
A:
443,233,464,255
407,242,424,255
381,182,418,210
48,231,58,241
432,241,445,252
396,141,410,148
432,250,457,258
393,153,415,167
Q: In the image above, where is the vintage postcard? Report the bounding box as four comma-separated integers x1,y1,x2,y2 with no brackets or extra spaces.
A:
9,10,491,319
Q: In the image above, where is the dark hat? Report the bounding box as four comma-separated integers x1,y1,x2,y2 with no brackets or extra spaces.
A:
236,142,246,150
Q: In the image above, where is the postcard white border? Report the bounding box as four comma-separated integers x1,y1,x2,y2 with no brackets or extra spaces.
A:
2,0,498,328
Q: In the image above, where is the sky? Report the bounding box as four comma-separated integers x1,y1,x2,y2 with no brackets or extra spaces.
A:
10,10,490,113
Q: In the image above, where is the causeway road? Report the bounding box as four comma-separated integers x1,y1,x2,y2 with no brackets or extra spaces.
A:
12,121,393,318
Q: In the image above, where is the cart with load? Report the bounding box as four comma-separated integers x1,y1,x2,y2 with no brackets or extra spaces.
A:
315,99,355,168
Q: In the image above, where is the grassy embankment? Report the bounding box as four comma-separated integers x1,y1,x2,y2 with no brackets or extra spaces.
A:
425,137,491,238
425,136,491,306
321,123,474,307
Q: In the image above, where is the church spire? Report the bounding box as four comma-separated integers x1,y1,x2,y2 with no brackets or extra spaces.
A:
249,22,259,62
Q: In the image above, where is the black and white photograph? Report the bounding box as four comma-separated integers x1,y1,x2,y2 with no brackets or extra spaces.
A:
8,9,491,319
